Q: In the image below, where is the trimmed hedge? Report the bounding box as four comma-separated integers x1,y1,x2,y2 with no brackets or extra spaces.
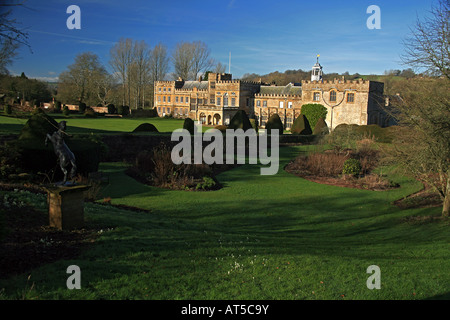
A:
183,118,195,135
300,103,327,131
291,114,312,135
11,137,103,179
132,123,159,133
107,104,116,114
265,113,284,135
117,105,130,116
14,112,104,179
54,101,62,113
19,109,59,140
249,118,258,133
334,124,395,143
84,107,97,118
228,110,252,131
313,118,329,135
129,108,158,118
78,102,87,113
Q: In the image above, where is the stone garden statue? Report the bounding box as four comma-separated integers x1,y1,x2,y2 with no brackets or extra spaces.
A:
45,120,77,185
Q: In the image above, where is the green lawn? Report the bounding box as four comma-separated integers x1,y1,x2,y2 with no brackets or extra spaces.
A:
0,145,448,300
0,114,186,135
0,114,219,135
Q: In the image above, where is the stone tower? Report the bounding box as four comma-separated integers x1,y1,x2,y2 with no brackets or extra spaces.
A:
311,55,323,82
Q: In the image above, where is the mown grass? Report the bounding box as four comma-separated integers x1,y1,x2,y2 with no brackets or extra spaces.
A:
0,114,221,135
0,145,448,300
0,115,186,135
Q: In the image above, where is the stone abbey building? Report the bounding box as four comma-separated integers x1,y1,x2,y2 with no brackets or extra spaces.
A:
154,58,391,130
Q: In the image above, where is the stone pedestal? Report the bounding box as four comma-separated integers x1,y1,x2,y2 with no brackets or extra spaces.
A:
43,185,91,230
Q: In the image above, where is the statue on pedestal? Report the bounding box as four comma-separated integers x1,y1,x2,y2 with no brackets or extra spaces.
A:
45,120,77,185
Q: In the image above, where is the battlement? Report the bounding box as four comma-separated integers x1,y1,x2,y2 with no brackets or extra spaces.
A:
241,80,264,86
217,79,241,84
155,80,175,85
255,93,302,98
174,88,208,92
302,79,370,85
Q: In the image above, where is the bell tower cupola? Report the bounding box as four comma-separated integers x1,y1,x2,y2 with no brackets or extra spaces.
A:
311,54,323,82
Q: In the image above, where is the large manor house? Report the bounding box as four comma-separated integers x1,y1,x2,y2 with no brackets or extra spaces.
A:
153,58,392,130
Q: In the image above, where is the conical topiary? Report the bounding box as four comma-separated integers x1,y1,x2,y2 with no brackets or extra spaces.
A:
19,109,59,140
291,114,312,135
183,117,195,135
312,118,329,135
264,113,284,135
227,110,252,131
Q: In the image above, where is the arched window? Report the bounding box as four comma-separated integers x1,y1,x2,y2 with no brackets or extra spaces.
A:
330,90,337,102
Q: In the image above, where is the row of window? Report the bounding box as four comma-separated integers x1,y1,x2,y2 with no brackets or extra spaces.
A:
313,91,355,103
216,96,236,107
157,96,191,104
157,107,189,115
256,100,294,108
158,87,172,92
157,96,217,105
157,92,356,106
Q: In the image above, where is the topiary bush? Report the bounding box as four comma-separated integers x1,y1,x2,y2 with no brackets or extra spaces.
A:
313,117,329,135
300,104,327,131
84,107,97,118
183,118,195,135
342,158,361,177
15,112,105,181
4,105,12,115
62,105,70,116
291,114,312,135
129,108,158,118
265,113,284,135
107,104,116,114
132,123,159,133
78,102,87,114
54,101,62,113
214,125,228,133
227,110,253,131
117,105,130,116
19,109,59,140
249,118,258,133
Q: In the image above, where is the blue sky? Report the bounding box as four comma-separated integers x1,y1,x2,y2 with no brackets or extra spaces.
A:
8,0,436,81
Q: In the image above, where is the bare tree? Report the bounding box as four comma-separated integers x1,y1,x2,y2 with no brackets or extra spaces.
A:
93,72,116,106
0,1,30,74
110,38,133,106
58,52,109,106
401,0,450,79
149,43,169,83
190,41,214,80
213,61,227,74
130,40,151,109
172,41,214,80
172,41,194,80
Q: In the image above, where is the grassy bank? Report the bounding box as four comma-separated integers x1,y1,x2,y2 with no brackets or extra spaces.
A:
0,145,448,300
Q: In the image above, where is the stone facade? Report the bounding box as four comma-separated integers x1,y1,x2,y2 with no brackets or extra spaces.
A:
154,60,391,130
